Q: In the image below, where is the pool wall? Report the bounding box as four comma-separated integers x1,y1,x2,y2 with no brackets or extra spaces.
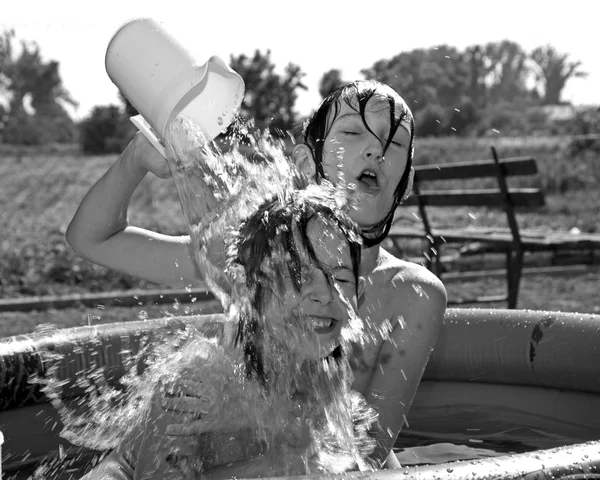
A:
1,308,599,479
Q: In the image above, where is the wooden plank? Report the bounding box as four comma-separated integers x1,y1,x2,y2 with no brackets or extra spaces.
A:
0,286,216,313
403,188,545,208
448,294,508,305
388,225,514,242
389,225,600,252
414,157,538,182
442,264,600,283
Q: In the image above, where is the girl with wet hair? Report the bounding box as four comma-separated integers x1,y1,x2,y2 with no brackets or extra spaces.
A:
81,186,377,479
291,80,446,467
232,186,363,383
303,80,415,246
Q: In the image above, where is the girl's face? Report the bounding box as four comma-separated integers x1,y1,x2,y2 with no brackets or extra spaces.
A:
320,95,411,228
264,217,361,360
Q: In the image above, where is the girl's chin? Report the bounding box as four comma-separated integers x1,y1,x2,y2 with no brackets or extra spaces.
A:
350,208,389,229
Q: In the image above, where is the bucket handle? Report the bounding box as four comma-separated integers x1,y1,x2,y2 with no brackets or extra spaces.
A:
130,115,167,158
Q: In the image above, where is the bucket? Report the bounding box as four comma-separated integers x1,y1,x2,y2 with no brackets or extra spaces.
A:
105,17,245,155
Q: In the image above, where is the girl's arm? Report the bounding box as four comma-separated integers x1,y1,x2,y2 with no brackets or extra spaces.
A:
66,133,209,288
364,269,447,468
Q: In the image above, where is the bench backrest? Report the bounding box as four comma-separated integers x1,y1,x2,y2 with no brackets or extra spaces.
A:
403,146,544,242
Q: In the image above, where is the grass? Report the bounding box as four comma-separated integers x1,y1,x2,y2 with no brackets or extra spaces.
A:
1,136,599,338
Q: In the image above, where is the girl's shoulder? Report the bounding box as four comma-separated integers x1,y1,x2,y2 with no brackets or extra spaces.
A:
363,248,447,320
375,248,445,290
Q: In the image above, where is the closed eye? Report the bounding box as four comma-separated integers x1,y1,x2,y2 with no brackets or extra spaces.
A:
385,138,404,148
333,277,353,284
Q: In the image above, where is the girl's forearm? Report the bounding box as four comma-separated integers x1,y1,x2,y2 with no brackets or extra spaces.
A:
66,139,147,249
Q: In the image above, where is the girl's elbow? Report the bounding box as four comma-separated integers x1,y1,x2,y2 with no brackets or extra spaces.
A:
65,223,93,259
65,223,80,251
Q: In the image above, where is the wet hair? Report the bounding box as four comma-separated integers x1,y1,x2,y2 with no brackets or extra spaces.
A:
303,80,415,247
232,186,362,384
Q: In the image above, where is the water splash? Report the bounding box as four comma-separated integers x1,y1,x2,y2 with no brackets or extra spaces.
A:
35,116,378,477
162,115,298,309
33,324,376,476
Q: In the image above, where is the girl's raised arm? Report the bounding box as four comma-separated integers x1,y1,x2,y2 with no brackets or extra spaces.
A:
66,133,206,288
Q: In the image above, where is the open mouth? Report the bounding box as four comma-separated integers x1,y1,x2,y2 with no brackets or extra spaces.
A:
357,169,379,191
309,316,337,334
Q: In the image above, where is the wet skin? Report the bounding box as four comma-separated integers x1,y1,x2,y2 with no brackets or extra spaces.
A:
320,97,411,229
263,217,362,361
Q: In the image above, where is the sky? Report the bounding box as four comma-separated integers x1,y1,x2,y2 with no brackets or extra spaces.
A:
2,0,599,120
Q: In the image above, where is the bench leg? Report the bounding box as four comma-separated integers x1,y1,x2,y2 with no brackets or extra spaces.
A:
425,239,443,279
433,240,442,278
506,248,524,309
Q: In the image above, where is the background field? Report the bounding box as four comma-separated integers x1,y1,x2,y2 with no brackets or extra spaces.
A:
1,136,599,337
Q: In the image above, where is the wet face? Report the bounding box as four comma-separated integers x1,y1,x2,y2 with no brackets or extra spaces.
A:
320,95,411,228
264,217,359,360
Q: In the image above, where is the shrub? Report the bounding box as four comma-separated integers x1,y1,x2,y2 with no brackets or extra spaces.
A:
79,105,135,154
416,104,445,137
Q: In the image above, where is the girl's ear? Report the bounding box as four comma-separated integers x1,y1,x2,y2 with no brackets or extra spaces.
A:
357,276,366,308
292,144,316,178
401,167,415,202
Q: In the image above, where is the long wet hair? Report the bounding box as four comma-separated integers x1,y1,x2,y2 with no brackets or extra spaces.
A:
231,186,362,385
303,80,415,247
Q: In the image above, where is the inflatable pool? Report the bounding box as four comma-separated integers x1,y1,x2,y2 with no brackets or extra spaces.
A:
1,308,600,479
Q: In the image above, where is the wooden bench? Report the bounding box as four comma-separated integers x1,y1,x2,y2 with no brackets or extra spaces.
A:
388,146,600,308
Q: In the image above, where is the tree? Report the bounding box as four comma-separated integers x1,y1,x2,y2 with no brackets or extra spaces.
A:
0,30,14,100
79,105,127,154
229,49,307,134
530,45,587,105
118,90,138,117
361,45,470,115
480,40,533,104
0,29,77,144
465,45,490,108
415,103,445,137
319,69,344,99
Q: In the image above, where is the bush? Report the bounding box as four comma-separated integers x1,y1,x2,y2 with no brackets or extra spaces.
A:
567,108,600,156
416,104,445,137
1,105,77,145
444,98,479,135
2,110,45,145
79,105,135,154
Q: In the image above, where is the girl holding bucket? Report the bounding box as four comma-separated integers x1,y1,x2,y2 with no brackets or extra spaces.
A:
67,18,446,468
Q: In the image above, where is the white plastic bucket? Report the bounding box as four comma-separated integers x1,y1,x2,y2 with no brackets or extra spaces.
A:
105,17,244,154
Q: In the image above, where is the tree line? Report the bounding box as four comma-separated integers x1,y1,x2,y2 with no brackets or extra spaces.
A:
0,28,593,152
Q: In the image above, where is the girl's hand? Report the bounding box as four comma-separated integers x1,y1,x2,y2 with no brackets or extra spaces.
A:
134,385,204,480
160,373,213,437
130,131,172,179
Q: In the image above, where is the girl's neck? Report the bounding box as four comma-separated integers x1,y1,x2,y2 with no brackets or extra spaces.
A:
359,243,381,276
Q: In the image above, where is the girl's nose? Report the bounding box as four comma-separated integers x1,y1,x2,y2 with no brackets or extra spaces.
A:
362,137,384,162
305,270,333,305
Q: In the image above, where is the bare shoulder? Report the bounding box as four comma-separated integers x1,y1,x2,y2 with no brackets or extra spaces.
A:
370,248,447,317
